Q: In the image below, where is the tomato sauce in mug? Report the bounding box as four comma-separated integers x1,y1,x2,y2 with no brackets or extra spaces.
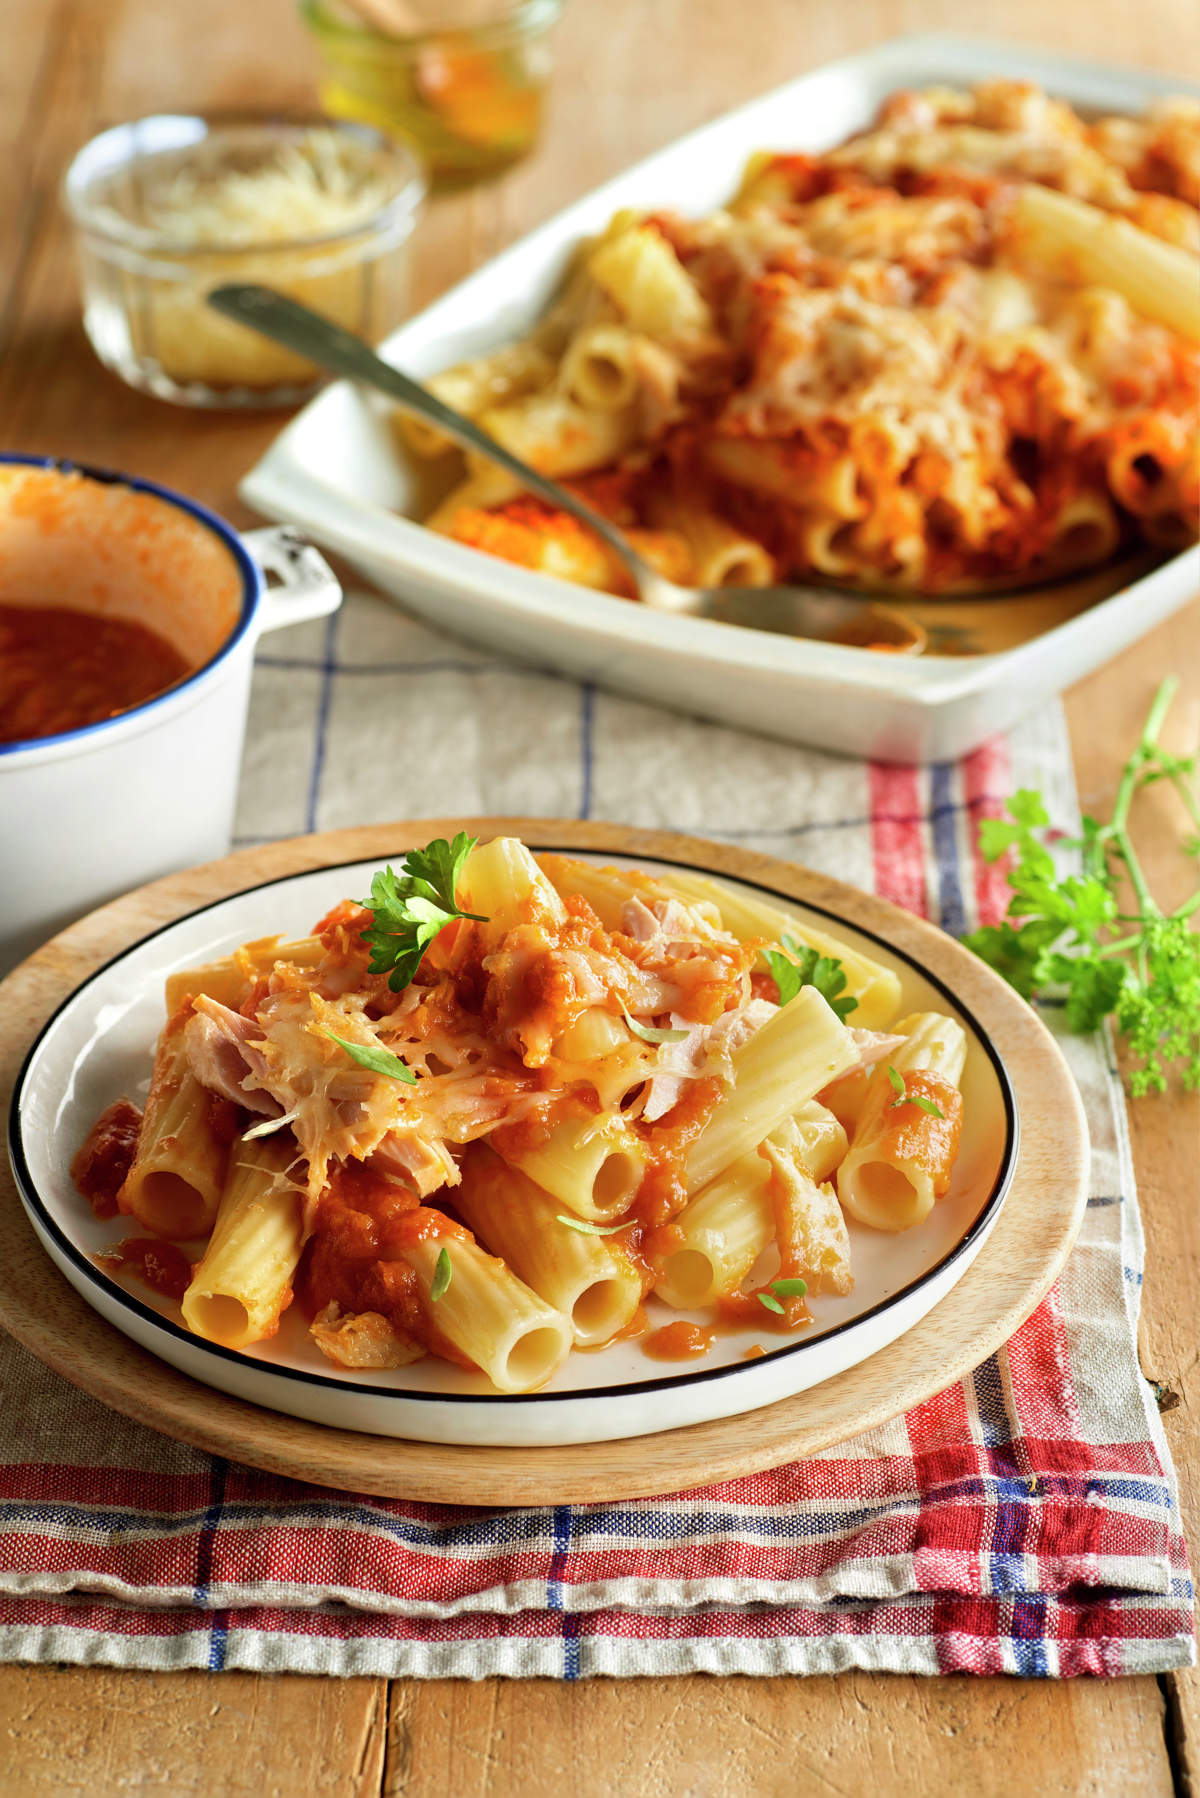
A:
0,604,191,744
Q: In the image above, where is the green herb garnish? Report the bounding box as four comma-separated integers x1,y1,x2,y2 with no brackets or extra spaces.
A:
763,935,858,1022
320,1028,416,1084
430,1246,452,1301
619,1003,689,1045
756,1277,808,1314
556,1215,628,1236
885,1064,943,1118
361,832,488,993
963,679,1200,1095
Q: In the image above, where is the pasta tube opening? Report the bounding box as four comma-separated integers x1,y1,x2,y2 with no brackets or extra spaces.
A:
183,1292,254,1350
134,1170,215,1240
656,1247,722,1310
570,1278,635,1344
836,1159,923,1232
593,1148,644,1215
504,1326,573,1390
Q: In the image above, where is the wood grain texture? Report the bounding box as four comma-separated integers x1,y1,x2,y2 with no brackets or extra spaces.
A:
383,1675,1176,1798
0,1666,385,1798
1,0,1197,1789
0,819,1086,1503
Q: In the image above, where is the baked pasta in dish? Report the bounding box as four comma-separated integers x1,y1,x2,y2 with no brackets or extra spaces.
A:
72,836,969,1393
406,81,1199,596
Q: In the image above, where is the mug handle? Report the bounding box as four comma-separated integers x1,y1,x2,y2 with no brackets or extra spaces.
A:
242,525,343,635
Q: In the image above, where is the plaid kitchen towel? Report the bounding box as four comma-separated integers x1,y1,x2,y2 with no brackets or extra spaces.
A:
0,592,1192,1678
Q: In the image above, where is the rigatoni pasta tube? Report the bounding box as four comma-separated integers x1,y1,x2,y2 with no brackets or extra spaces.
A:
1011,184,1200,340
463,835,567,932
454,1147,643,1347
685,988,858,1192
121,1007,234,1239
475,391,638,479
587,225,714,341
400,1231,572,1393
657,870,904,1031
559,323,642,411
837,1011,967,1232
652,1100,846,1308
395,341,556,457
181,1138,304,1349
164,934,326,1015
500,1109,645,1222
685,993,855,1192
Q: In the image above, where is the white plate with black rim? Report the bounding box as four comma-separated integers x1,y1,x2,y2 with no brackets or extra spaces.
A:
8,846,1017,1447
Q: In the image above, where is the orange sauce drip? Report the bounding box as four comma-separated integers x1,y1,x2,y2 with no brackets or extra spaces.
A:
0,604,190,744
743,1345,767,1361
96,1236,193,1303
643,1321,716,1362
71,1098,142,1219
891,1071,964,1196
635,1078,723,1228
296,1163,473,1368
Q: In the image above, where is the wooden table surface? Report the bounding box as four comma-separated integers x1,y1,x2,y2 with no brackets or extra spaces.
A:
2,0,1197,1791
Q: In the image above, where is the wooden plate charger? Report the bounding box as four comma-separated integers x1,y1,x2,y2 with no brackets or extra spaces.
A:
0,819,1089,1505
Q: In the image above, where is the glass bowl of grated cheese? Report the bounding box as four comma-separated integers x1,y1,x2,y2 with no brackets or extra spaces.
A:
63,115,425,407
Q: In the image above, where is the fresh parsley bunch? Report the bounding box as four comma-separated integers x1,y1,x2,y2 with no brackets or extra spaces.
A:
964,679,1200,1095
763,934,858,1022
361,832,487,992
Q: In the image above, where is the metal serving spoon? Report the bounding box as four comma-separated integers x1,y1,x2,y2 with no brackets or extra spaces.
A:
209,284,926,652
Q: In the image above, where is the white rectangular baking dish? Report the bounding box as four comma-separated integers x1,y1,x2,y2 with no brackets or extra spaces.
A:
242,32,1200,764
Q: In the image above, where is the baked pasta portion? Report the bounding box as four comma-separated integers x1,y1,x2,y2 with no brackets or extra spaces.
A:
73,835,971,1392
406,80,1199,596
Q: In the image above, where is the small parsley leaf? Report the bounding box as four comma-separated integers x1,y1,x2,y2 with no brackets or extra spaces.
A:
430,1246,452,1301
360,832,488,993
763,935,858,1021
320,1029,416,1084
619,1004,689,1044
885,1064,943,1117
757,1290,786,1315
769,1277,808,1298
556,1215,628,1236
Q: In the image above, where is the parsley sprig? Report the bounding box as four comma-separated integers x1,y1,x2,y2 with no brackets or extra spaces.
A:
964,679,1200,1095
361,833,488,993
763,935,858,1022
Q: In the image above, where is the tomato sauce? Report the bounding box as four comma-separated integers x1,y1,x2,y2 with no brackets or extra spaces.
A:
635,1077,723,1228
296,1163,472,1367
70,1099,143,1219
0,604,191,744
96,1236,193,1302
643,1320,716,1361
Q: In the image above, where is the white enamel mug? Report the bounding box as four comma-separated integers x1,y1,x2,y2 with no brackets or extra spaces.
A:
0,455,343,971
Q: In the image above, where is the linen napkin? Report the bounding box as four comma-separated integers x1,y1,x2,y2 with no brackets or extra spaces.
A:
0,592,1192,1677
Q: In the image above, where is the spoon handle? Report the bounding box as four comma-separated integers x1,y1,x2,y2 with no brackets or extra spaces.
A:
208,284,645,577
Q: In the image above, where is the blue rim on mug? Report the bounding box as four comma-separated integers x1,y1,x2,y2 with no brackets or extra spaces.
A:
0,452,261,761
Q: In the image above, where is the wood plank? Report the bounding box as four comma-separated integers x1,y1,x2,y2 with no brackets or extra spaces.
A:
384,1674,1174,1798
1062,593,1200,1792
0,0,61,356
0,1666,385,1798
